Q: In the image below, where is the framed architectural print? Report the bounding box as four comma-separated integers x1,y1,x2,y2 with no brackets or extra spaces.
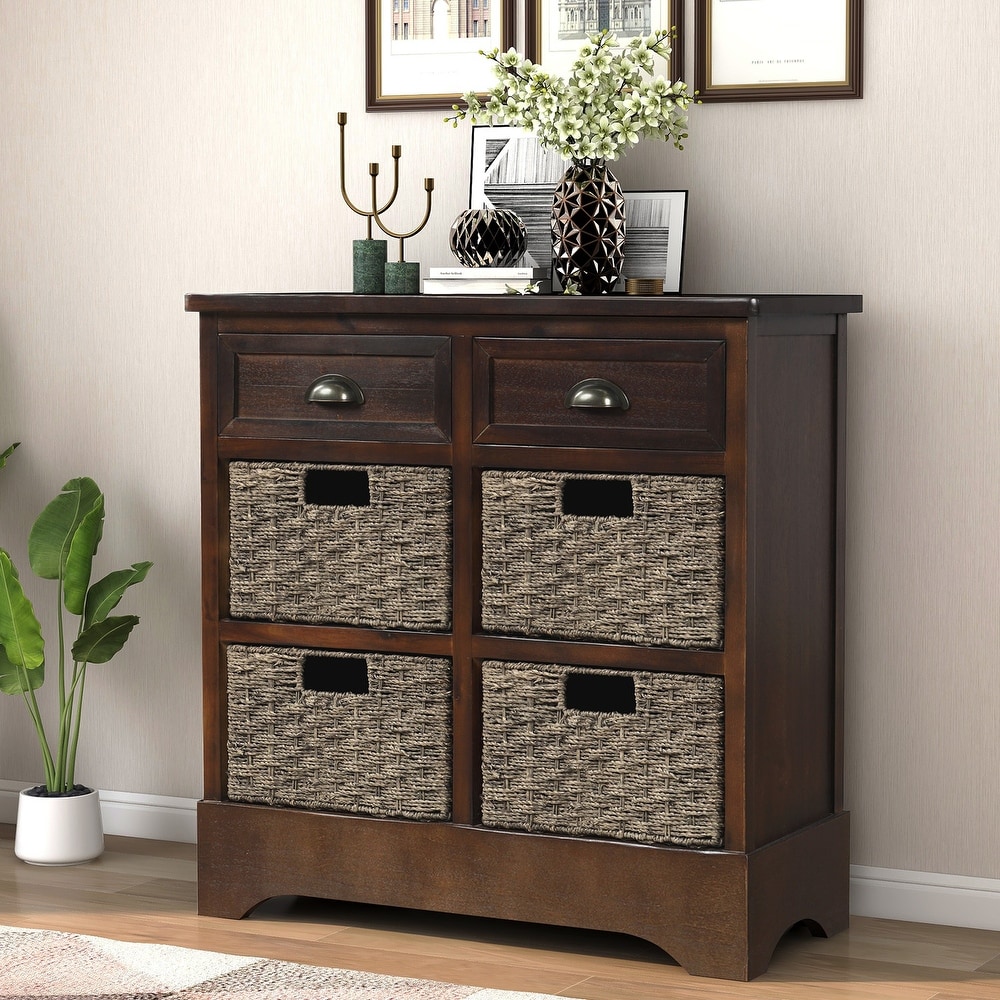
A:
470,126,687,292
525,0,683,83
695,0,863,102
366,0,516,111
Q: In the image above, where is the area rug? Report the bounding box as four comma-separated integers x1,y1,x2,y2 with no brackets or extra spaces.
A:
0,925,583,999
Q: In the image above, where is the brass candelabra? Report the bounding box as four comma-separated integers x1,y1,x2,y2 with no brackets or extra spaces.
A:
338,112,433,294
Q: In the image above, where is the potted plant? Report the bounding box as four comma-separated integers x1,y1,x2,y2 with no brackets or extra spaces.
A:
0,475,151,864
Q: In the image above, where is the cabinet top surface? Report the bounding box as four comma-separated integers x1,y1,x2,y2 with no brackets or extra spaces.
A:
185,292,862,318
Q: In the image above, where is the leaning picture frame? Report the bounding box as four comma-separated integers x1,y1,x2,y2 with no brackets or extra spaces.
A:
695,0,863,102
524,0,684,83
470,125,688,293
470,125,565,272
620,189,688,295
366,0,516,111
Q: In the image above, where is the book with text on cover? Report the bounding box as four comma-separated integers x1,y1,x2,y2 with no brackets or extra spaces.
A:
426,265,551,281
422,277,552,295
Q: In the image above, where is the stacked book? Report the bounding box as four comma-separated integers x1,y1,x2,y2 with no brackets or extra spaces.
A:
422,266,552,295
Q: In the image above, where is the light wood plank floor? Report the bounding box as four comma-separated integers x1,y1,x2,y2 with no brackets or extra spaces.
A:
2,824,999,999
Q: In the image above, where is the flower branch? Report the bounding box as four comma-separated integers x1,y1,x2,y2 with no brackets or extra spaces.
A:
445,28,694,163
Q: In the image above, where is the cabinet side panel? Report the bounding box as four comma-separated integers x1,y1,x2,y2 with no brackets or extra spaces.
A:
199,312,224,800
747,319,841,848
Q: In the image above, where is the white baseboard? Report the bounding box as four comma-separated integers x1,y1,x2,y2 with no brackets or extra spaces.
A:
0,779,197,844
3,779,998,931
99,788,198,843
850,865,1000,932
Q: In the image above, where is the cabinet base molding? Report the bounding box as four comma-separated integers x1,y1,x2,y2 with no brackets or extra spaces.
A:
197,800,849,981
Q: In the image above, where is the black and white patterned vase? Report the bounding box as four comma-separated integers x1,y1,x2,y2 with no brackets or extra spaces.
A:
551,159,626,295
449,208,528,267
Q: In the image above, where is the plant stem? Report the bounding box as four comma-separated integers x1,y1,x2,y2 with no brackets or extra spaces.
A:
57,672,78,793
65,661,87,790
55,577,68,792
18,668,56,789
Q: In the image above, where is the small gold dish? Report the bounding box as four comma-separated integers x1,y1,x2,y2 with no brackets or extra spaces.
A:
625,277,664,295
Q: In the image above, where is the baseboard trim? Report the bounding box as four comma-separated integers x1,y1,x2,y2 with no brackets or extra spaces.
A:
3,779,998,930
0,779,197,844
850,864,1000,932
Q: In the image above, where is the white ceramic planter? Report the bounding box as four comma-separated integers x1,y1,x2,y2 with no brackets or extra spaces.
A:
14,786,104,865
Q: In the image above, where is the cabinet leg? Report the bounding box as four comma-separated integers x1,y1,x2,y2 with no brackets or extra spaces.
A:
197,875,268,920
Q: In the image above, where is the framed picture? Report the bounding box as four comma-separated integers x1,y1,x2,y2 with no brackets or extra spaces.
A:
525,0,683,83
366,0,517,111
695,0,863,102
470,125,688,292
470,125,565,270
621,189,688,294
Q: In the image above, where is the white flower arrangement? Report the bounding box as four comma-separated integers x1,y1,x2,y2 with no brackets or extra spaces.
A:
446,29,693,163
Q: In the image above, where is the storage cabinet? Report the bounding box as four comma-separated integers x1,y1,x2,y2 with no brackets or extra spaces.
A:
189,292,861,981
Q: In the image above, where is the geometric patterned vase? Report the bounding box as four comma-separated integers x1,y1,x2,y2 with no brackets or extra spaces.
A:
449,208,528,268
551,159,626,294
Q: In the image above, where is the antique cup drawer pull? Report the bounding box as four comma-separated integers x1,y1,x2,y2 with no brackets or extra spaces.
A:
305,374,365,406
564,377,630,411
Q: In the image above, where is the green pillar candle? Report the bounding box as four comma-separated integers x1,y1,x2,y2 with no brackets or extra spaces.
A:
352,239,387,294
384,261,420,295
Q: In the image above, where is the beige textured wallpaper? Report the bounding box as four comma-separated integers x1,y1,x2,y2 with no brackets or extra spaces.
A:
1,2,998,880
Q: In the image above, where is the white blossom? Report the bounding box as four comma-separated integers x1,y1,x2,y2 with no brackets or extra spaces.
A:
444,28,694,163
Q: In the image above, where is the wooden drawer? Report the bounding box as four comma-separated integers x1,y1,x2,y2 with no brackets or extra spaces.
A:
219,334,451,442
473,338,725,451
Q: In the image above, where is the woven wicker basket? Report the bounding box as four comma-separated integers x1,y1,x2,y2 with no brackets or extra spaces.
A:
481,470,725,648
481,660,724,846
229,461,452,631
226,645,452,820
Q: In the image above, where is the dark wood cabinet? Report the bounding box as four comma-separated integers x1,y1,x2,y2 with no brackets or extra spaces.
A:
188,292,861,980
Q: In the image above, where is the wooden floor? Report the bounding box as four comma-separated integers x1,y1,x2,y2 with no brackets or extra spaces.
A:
2,824,999,999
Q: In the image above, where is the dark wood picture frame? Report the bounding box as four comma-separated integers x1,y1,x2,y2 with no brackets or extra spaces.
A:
366,0,517,111
695,0,862,102
524,0,684,84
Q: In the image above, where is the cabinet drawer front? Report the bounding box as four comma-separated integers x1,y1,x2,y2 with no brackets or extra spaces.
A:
220,335,451,442
473,338,725,450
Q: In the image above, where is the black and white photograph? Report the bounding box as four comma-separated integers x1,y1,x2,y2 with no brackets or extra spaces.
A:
620,189,688,293
470,125,566,269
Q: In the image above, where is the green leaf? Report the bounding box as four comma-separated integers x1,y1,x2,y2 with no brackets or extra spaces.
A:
0,442,19,468
0,643,43,694
0,654,25,694
28,477,103,580
63,498,105,615
0,550,44,675
72,614,139,664
84,561,153,629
